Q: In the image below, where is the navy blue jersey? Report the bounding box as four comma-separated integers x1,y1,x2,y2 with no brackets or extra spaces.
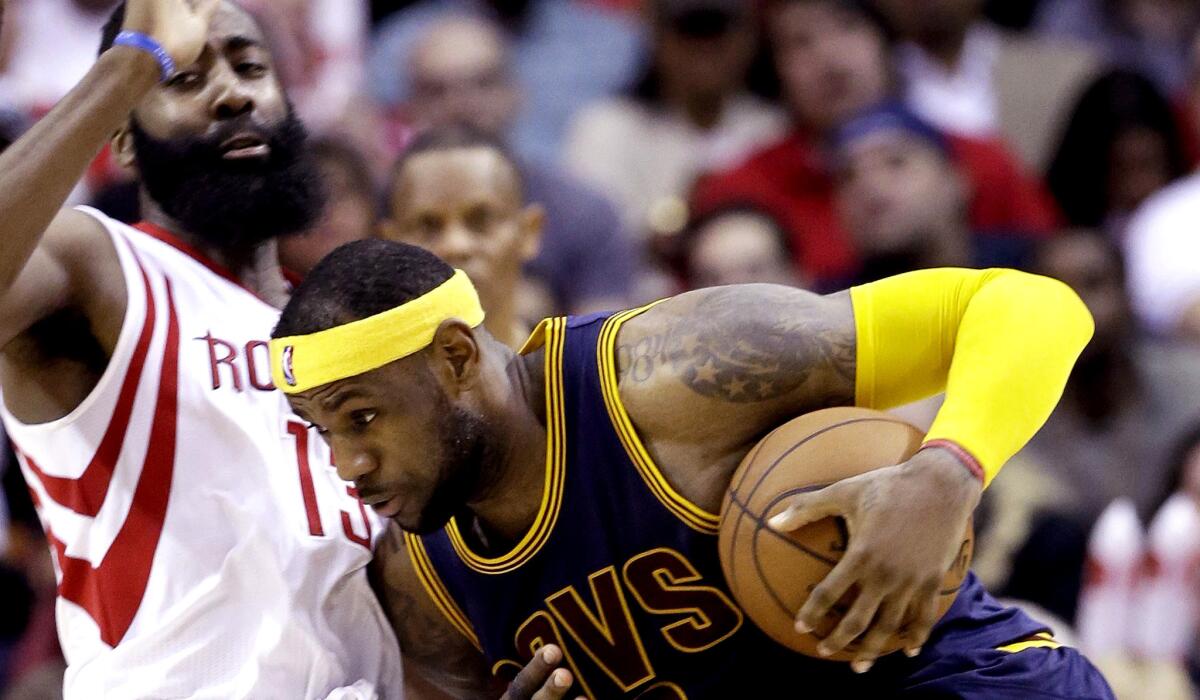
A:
408,309,1099,698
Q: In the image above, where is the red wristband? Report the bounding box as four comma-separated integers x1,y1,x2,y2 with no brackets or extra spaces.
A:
920,439,985,483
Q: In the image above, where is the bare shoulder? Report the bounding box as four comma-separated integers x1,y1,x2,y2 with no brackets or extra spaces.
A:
613,285,856,468
370,524,495,699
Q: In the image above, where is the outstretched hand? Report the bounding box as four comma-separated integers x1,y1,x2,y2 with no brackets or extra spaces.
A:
768,447,981,672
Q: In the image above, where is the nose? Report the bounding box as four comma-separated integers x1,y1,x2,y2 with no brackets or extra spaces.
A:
434,223,475,267
210,64,255,121
330,438,378,483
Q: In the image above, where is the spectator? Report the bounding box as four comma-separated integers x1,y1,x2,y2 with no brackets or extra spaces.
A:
240,0,370,133
1025,230,1200,524
0,0,116,118
832,102,1034,284
1047,70,1191,239
1036,0,1200,95
278,137,378,280
368,0,644,164
680,206,804,290
564,0,786,242
872,0,1099,170
1123,169,1200,339
380,126,543,349
403,15,636,314
692,0,1059,290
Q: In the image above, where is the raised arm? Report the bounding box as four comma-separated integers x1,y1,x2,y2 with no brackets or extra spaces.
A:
616,268,1092,671
0,0,215,348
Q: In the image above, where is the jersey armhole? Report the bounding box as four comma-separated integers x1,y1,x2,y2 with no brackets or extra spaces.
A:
404,531,483,652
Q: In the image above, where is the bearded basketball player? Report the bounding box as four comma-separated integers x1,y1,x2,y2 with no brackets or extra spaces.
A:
270,241,1115,699
0,1,400,697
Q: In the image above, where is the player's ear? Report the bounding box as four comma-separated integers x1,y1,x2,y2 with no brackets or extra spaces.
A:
428,319,482,394
517,203,544,262
112,123,137,169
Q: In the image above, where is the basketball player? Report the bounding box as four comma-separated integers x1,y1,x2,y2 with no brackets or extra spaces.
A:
0,1,401,696
379,126,543,350
271,243,1114,698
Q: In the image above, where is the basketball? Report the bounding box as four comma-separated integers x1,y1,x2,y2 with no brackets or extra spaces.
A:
718,407,974,661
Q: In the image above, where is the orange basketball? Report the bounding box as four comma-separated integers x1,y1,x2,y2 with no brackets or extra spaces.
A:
718,407,973,661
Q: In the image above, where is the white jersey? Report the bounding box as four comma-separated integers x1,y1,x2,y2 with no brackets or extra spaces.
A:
1,208,403,699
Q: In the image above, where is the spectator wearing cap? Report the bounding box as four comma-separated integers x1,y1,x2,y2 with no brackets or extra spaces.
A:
563,0,786,245
679,205,805,291
831,102,1034,284
691,0,1059,290
403,15,636,315
871,0,1099,171
368,0,643,166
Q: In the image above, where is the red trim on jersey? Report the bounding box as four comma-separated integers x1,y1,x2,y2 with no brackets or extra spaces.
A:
131,221,266,300
17,254,158,516
54,277,182,647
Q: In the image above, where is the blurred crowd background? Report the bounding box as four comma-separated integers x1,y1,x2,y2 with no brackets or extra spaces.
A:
2,0,1200,698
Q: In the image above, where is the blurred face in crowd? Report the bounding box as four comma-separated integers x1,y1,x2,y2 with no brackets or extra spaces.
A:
872,0,983,49
768,0,890,132
407,18,520,137
278,146,376,276
381,146,543,314
686,211,802,289
1108,126,1173,215
655,7,757,103
1117,0,1200,41
1036,232,1132,352
835,130,966,257
117,1,322,251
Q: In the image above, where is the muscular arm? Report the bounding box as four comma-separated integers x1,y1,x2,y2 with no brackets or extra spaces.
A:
615,285,856,502
370,525,496,699
0,48,159,349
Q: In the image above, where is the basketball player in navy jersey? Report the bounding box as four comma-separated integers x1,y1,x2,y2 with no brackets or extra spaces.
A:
271,239,1113,699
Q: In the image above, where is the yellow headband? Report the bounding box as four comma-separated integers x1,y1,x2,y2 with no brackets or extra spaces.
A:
269,269,485,395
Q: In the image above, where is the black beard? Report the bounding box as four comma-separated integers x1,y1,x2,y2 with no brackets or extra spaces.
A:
406,399,498,536
130,108,325,253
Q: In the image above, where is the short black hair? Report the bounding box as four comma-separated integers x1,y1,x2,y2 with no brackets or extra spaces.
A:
99,3,127,57
386,123,525,205
273,239,454,338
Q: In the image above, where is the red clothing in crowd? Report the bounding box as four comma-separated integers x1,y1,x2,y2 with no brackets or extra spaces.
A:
691,128,1062,287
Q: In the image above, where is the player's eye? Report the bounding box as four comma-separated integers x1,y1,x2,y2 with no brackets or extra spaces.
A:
350,410,377,429
237,62,267,77
165,71,202,89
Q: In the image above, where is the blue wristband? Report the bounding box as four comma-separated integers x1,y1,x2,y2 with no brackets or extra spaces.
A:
112,31,176,83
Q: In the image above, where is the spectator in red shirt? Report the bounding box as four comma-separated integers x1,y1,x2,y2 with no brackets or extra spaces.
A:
691,0,1060,289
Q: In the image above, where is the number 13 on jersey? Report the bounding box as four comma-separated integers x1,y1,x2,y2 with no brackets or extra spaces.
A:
286,419,373,548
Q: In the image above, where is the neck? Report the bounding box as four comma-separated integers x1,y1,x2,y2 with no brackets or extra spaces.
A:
138,191,288,306
663,80,726,131
464,345,547,544
484,302,529,351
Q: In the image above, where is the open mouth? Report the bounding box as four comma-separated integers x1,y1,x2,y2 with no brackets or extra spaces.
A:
360,489,403,519
220,133,270,160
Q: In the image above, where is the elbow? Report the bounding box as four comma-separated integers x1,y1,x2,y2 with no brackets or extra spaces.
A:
1028,272,1095,356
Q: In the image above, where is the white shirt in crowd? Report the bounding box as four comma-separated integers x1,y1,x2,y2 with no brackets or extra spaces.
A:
1124,174,1200,335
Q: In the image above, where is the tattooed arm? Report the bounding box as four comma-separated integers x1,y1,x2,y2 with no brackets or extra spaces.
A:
614,284,857,499
369,525,495,699
615,283,983,673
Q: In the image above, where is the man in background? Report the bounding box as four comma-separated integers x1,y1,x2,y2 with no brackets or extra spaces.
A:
403,15,635,314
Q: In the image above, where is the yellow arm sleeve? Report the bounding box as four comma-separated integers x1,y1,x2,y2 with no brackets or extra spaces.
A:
850,268,1094,487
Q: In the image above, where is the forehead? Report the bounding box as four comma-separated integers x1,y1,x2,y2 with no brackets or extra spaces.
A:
207,1,268,50
393,148,519,211
412,21,505,79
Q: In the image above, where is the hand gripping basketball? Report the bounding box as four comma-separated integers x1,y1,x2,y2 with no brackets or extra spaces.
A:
767,444,981,672
120,0,220,69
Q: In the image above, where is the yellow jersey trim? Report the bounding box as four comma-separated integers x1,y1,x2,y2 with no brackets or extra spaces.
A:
597,306,721,535
997,632,1062,653
445,317,568,574
404,532,483,651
